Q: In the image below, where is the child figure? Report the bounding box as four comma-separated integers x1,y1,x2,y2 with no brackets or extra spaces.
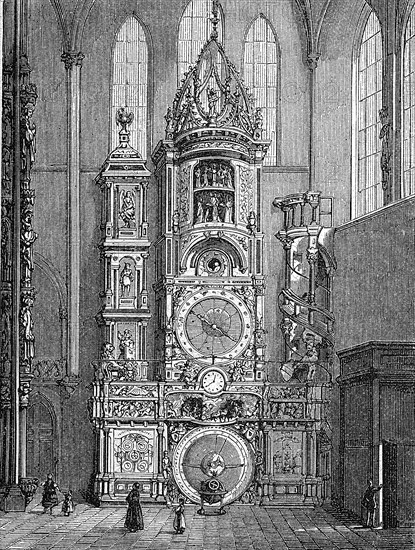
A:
61,490,74,516
173,496,186,534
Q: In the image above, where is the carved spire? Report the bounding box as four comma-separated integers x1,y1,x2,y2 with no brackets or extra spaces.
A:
210,0,220,40
164,13,265,141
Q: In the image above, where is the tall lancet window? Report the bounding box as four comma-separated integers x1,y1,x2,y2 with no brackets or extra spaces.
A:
403,4,415,198
353,11,383,218
111,17,148,156
243,16,279,166
178,0,223,82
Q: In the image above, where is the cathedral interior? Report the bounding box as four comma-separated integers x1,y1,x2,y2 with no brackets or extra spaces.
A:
0,0,414,532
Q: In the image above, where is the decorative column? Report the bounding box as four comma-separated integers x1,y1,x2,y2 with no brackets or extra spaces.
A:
306,52,320,191
61,51,84,376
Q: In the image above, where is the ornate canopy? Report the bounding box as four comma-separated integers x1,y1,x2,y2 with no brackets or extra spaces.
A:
164,1,266,146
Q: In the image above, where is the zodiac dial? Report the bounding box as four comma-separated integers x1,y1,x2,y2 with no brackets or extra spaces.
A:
176,289,252,363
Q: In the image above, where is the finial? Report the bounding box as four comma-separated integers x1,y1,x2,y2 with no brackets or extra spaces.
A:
210,0,220,40
116,107,134,147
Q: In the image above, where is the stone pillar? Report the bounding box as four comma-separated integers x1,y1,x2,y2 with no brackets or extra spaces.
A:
61,51,84,376
18,380,30,478
306,52,320,191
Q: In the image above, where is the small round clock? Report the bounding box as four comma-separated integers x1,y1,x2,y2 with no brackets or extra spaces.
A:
201,369,226,394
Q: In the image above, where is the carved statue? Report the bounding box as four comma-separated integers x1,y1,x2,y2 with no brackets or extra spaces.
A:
207,87,219,119
1,293,11,360
177,360,196,387
379,107,392,198
222,197,233,223
120,263,134,297
1,212,12,282
20,292,35,363
119,190,136,228
209,193,220,222
117,329,135,360
195,198,204,224
228,360,247,382
21,210,38,285
162,450,172,480
21,102,36,181
101,342,115,360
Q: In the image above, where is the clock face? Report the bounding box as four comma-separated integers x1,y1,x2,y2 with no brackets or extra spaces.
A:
176,289,252,362
201,370,226,394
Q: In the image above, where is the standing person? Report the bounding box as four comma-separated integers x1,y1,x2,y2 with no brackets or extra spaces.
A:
125,483,144,532
61,490,74,516
41,473,60,515
361,480,382,528
173,497,186,534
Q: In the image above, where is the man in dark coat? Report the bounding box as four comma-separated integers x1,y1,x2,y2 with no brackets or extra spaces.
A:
361,479,382,528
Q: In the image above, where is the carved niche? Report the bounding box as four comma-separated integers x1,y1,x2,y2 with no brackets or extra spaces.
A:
193,160,235,225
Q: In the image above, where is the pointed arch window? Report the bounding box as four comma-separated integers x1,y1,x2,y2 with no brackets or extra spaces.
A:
111,16,148,156
403,4,415,198
178,0,223,82
352,11,383,218
244,15,279,166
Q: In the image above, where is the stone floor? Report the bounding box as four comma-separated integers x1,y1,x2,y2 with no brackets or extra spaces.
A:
0,502,414,550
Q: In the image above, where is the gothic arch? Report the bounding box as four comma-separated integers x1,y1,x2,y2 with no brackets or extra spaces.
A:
26,391,61,481
109,15,153,156
34,252,66,308
181,236,247,273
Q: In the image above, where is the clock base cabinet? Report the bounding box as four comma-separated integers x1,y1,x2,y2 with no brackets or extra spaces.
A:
91,378,327,507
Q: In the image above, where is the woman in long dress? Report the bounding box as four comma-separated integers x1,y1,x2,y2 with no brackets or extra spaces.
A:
41,473,60,514
173,497,186,534
125,483,144,532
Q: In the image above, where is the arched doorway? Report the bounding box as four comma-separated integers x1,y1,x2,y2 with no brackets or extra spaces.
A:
27,399,56,480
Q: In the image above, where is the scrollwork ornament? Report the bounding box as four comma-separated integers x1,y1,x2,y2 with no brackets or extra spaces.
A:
0,378,11,410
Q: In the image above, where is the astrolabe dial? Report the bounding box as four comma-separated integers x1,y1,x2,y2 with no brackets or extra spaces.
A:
176,289,252,363
172,426,254,505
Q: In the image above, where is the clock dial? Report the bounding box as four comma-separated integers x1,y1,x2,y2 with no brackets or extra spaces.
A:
176,289,252,362
201,370,226,394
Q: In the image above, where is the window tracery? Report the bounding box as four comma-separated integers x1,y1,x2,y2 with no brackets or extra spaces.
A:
243,15,279,166
353,10,383,218
178,0,223,82
403,4,415,198
111,17,148,156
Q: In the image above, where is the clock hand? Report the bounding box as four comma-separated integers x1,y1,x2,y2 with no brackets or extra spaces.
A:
214,324,238,342
194,312,238,342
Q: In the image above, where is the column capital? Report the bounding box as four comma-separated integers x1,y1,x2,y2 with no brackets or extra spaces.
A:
306,51,321,71
61,51,85,71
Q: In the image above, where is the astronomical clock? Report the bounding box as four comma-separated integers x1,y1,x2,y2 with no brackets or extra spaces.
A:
91,2,335,509
151,8,269,508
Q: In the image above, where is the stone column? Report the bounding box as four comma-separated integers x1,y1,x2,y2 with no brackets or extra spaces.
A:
61,51,84,376
18,380,31,478
306,52,320,192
